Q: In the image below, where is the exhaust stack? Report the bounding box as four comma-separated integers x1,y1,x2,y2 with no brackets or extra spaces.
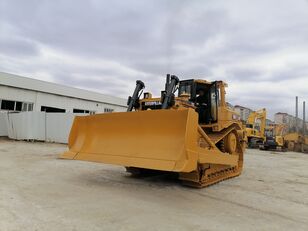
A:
303,101,306,136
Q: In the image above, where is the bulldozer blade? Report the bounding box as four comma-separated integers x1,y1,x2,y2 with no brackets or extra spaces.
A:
61,108,200,172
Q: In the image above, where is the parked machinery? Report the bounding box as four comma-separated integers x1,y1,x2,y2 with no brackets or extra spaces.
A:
283,99,307,153
61,75,246,188
260,124,286,151
246,108,266,148
284,133,308,153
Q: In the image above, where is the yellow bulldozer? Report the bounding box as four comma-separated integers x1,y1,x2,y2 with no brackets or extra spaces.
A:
245,108,266,148
61,75,246,188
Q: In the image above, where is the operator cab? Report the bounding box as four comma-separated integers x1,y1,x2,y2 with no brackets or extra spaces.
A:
178,79,219,124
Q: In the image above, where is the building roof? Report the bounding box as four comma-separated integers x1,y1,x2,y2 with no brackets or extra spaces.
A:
234,105,252,110
0,72,127,107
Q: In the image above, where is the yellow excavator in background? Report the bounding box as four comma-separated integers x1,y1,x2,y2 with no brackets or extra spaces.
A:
259,124,286,151
61,74,246,188
275,124,287,148
246,108,266,148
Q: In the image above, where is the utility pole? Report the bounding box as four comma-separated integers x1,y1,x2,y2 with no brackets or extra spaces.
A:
295,96,298,133
303,101,306,136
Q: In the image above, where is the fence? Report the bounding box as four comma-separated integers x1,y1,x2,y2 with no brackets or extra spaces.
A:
0,113,8,136
0,112,85,143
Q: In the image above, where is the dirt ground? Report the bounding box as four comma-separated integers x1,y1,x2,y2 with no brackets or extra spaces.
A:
0,138,307,231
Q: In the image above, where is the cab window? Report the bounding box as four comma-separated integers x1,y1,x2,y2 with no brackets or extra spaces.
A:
179,84,191,96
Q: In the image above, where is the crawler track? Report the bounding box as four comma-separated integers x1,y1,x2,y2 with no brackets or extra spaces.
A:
181,165,242,188
180,127,244,188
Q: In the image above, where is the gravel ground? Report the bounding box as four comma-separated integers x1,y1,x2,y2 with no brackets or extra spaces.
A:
0,138,307,231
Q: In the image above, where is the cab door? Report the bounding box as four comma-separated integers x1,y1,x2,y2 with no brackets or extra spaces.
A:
210,82,218,123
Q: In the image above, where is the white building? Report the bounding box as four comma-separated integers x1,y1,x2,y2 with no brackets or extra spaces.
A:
234,105,253,122
274,112,307,133
0,72,127,114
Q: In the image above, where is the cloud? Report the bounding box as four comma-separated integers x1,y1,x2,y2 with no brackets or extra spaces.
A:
0,0,308,119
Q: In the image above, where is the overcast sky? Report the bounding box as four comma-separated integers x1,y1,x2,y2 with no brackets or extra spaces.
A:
1,0,308,119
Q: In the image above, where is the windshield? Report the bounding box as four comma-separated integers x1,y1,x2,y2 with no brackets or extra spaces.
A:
179,84,191,96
